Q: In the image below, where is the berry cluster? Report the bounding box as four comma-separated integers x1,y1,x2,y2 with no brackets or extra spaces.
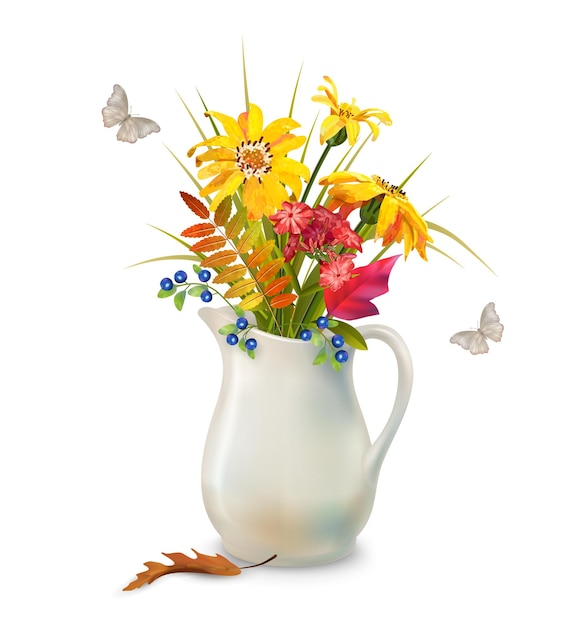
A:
159,269,213,303
299,316,349,366
218,315,258,358
157,268,350,369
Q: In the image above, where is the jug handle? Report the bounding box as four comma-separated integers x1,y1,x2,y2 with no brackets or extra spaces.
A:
359,324,413,488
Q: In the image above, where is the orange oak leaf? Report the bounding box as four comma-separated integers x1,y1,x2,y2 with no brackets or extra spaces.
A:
123,550,276,591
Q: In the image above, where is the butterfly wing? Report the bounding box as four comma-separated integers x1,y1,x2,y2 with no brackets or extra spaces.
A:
450,330,489,355
102,84,129,128
479,302,504,343
116,116,160,143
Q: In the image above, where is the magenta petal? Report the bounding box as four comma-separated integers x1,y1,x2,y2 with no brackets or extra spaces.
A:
324,255,401,320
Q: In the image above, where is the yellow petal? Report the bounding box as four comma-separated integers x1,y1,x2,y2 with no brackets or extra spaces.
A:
329,181,382,202
315,76,338,108
208,171,245,212
262,172,290,210
198,160,236,179
199,168,240,197
364,119,380,141
319,171,372,185
262,118,302,144
191,135,236,151
194,147,235,166
402,224,414,259
270,134,306,156
272,156,310,181
206,111,245,143
311,94,336,108
319,116,344,144
345,119,361,145
275,169,303,199
243,104,263,141
376,195,400,239
357,108,392,125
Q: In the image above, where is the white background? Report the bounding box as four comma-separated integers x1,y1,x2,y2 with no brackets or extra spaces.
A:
2,0,586,624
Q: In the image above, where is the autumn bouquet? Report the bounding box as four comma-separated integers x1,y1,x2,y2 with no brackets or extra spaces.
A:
145,70,484,369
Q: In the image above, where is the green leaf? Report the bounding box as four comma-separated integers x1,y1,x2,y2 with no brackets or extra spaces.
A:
164,145,203,192
298,283,324,298
218,323,238,336
333,320,368,350
187,285,206,297
158,287,176,298
176,90,208,143
397,154,431,190
310,330,324,348
427,221,496,275
330,352,342,371
174,290,186,311
313,347,328,365
288,62,304,119
247,349,256,360
130,254,200,269
242,39,250,113
192,264,202,274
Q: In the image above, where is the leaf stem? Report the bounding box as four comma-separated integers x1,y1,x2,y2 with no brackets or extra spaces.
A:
240,554,278,568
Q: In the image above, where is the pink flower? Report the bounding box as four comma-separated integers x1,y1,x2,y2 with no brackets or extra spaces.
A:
311,205,342,231
318,256,356,292
283,235,300,262
331,220,363,252
269,201,313,235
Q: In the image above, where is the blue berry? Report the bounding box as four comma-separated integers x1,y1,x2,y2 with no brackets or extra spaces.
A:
316,316,329,329
174,270,187,283
198,269,211,282
160,277,174,291
226,333,239,346
300,329,313,341
200,290,213,303
331,334,345,348
245,338,257,351
335,350,349,363
236,317,248,330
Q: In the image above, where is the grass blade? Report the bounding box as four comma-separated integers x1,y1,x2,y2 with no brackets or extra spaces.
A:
427,221,496,275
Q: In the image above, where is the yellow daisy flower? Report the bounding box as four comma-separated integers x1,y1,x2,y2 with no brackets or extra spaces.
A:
311,76,392,145
320,171,433,260
188,104,310,220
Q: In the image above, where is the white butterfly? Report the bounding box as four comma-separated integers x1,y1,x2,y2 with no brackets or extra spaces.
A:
450,302,504,355
102,84,160,143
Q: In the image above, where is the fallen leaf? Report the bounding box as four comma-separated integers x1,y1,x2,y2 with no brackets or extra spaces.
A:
123,550,276,591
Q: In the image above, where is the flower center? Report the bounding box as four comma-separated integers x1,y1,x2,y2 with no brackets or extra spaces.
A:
338,101,359,120
373,175,406,197
236,138,273,181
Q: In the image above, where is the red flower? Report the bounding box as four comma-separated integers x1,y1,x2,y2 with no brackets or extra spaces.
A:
318,255,356,292
331,220,363,252
269,201,313,235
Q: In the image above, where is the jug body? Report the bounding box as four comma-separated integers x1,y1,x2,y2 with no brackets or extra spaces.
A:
199,306,412,566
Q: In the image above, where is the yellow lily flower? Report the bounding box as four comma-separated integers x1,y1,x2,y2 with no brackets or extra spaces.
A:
312,76,392,145
320,171,433,260
187,104,310,220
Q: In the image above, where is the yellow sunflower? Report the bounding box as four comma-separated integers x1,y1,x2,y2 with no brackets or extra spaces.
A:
187,104,310,220
311,76,392,145
320,172,433,260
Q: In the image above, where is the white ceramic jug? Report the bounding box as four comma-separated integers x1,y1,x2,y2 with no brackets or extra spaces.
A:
199,306,413,566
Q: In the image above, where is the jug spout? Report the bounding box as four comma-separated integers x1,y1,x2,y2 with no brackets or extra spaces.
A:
198,305,236,335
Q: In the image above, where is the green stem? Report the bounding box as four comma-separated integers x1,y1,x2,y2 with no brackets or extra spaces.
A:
301,143,333,204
